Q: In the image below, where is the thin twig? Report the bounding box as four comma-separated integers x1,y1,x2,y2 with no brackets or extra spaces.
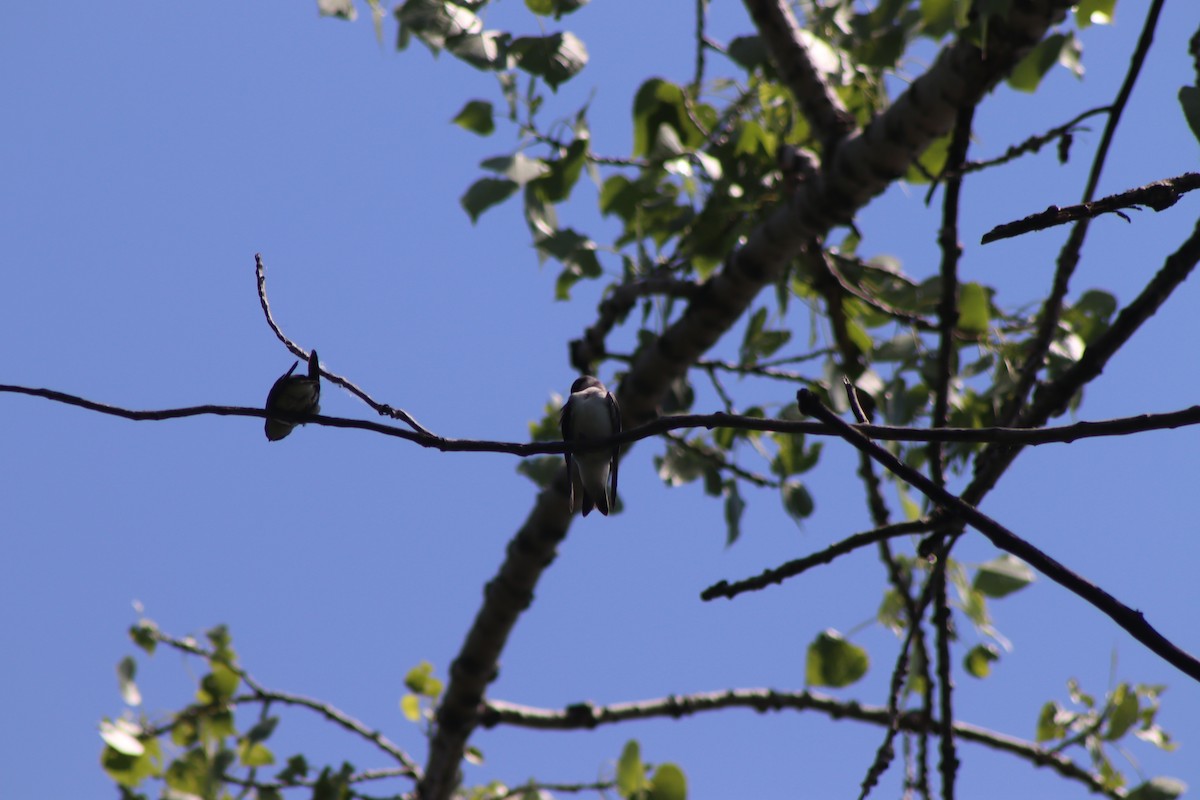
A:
701,520,934,601
255,253,433,436
956,106,1110,176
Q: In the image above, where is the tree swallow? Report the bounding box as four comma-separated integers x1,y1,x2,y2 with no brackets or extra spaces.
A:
560,375,621,516
264,350,321,441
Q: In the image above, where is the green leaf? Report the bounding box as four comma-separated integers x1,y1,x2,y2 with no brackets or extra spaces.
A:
117,656,142,706
964,643,1000,678
525,0,588,17
481,152,551,184
1075,0,1115,27
1008,33,1068,93
101,735,162,788
400,694,423,722
404,661,443,698
616,740,647,796
452,100,495,135
1127,778,1188,800
973,554,1034,599
1104,683,1139,741
510,32,588,89
632,78,705,158
781,482,815,521
655,441,706,487
239,740,275,767
648,763,688,800
723,482,745,547
805,629,869,688
740,307,791,365
277,754,309,783
396,0,482,53
246,716,279,744
957,282,990,334
533,137,589,203
919,0,959,37
197,661,240,705
129,620,158,655
726,35,769,72
1036,700,1067,742
1179,86,1200,146
100,719,144,757
460,177,518,222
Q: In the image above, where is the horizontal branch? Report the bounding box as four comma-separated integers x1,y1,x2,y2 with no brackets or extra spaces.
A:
7,383,1200,455
797,389,1200,685
981,171,1200,244
481,691,1118,798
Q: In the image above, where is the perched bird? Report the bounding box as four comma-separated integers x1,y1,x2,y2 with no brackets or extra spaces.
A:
264,350,321,441
559,375,621,516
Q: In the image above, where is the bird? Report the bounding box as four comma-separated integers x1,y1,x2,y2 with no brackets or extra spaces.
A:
559,375,621,516
264,350,321,441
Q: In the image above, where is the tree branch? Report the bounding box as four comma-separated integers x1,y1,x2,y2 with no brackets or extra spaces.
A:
741,0,854,147
796,389,1200,685
980,172,1200,244
8,383,1200,452
480,691,1121,798
419,4,1081,794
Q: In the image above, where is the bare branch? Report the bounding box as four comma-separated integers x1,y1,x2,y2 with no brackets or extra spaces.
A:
957,106,1110,176
481,691,1121,798
701,520,933,601
981,172,1200,244
797,388,1200,685
255,253,433,436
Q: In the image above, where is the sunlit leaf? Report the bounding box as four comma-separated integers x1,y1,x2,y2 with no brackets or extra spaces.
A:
1075,0,1116,27
806,629,869,688
452,100,495,135
957,282,990,334
964,643,1000,678
1127,778,1187,800
616,740,647,795
649,763,688,800
973,554,1034,598
1104,683,1139,741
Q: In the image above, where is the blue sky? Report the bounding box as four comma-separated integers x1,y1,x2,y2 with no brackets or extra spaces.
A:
3,2,1199,798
